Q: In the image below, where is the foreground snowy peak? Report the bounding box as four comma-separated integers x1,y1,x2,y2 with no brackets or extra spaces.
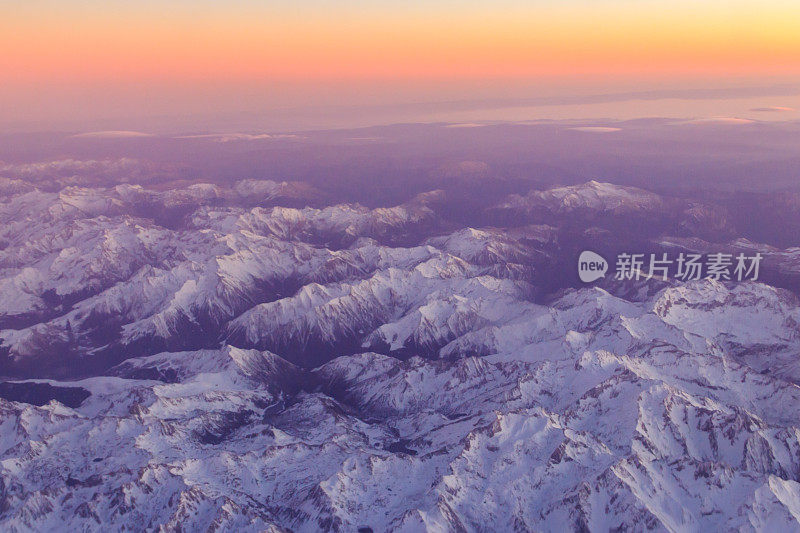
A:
224,254,534,364
4,279,800,531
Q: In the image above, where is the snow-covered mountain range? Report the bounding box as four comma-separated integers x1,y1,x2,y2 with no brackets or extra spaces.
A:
2,178,800,531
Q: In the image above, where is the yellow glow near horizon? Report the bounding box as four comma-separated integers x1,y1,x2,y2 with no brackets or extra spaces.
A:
2,1,800,84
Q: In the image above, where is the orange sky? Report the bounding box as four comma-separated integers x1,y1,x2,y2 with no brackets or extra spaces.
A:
2,1,800,130
3,1,800,83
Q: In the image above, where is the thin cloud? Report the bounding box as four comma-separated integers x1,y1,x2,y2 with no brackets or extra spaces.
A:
71,130,155,139
567,126,622,133
176,133,299,142
750,106,796,112
672,117,755,126
444,123,487,128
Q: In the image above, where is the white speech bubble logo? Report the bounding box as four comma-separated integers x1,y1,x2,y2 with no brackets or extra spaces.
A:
578,250,608,283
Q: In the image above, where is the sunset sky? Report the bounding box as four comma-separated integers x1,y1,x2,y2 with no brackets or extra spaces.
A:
3,1,800,130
